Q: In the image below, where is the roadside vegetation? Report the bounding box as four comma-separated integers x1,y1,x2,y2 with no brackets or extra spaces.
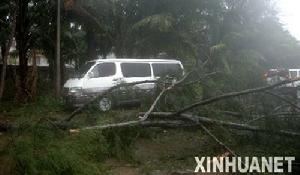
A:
1,90,300,174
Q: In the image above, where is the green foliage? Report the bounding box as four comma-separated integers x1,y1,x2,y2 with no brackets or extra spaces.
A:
0,95,63,119
132,13,174,32
8,128,107,175
0,0,13,44
102,128,140,161
0,97,152,174
4,117,152,174
3,0,299,90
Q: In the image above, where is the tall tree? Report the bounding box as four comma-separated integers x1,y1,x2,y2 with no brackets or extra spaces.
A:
55,0,61,97
14,0,30,102
14,0,57,102
0,0,16,101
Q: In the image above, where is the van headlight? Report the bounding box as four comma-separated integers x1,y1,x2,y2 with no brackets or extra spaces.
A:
68,87,82,96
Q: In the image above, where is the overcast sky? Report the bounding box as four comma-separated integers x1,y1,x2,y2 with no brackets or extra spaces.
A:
277,0,300,40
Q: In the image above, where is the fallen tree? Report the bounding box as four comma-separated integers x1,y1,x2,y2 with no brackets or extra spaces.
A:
174,78,300,115
64,77,300,141
64,75,300,122
2,76,300,140
73,112,300,137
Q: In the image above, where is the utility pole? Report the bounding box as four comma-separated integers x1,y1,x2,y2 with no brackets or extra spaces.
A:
55,0,61,97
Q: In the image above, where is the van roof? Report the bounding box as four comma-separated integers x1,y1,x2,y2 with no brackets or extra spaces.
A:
88,58,182,64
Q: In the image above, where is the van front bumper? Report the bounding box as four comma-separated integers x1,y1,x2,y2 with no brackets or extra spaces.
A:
64,95,90,108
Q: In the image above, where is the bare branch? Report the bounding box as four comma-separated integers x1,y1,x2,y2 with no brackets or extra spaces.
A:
245,113,300,124
179,113,300,137
139,86,167,121
80,120,191,131
218,110,244,118
265,91,300,111
139,72,192,121
75,112,300,137
174,78,300,115
199,123,236,156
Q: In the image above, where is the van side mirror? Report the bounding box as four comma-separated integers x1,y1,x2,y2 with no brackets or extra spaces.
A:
87,72,95,78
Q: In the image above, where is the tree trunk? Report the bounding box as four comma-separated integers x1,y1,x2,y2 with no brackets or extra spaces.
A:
60,55,65,85
55,0,61,98
48,55,55,82
0,15,16,101
26,49,38,101
15,47,29,102
0,46,8,101
15,0,30,103
86,28,97,60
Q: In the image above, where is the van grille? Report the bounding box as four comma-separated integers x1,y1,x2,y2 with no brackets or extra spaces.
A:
63,88,69,96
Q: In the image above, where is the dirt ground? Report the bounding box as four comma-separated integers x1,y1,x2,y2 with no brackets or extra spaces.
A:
103,129,223,175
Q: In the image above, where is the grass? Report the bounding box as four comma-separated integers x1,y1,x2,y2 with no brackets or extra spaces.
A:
7,129,108,175
0,95,153,174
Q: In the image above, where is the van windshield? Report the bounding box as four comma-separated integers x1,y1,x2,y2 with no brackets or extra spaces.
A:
73,62,95,78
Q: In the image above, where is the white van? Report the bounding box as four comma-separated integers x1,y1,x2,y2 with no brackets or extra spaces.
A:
63,58,184,111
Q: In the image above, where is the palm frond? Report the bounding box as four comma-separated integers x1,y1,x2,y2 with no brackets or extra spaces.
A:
132,13,174,32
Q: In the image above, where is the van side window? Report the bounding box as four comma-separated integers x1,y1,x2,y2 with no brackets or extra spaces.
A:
152,63,182,77
121,63,151,77
92,63,116,77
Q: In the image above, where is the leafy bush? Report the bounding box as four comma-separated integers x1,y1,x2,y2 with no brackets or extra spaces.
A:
6,121,109,175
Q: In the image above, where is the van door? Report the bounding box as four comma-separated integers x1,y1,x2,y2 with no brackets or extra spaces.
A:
120,62,155,90
83,62,117,94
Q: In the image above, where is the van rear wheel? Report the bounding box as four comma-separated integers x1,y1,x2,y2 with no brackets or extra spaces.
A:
98,97,112,112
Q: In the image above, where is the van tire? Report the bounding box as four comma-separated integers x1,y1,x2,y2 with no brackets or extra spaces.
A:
98,97,112,112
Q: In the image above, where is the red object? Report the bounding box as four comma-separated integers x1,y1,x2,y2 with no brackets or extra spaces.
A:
264,69,289,79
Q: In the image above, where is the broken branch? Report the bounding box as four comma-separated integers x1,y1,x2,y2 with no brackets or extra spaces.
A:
139,72,192,121
174,78,300,115
75,112,300,137
265,91,300,111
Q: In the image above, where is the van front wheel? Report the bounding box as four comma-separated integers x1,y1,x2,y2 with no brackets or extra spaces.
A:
98,97,112,112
